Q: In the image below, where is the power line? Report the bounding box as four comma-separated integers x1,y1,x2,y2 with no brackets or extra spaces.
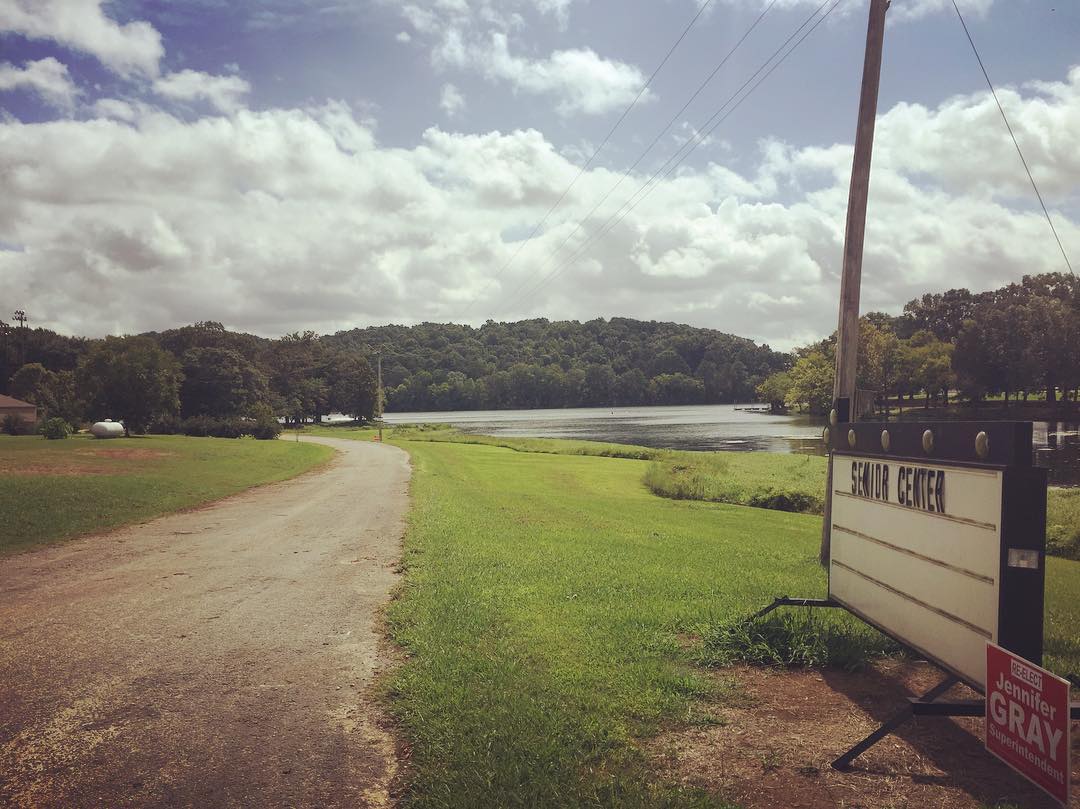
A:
492,0,782,317
459,0,719,319
497,0,842,317
951,0,1074,275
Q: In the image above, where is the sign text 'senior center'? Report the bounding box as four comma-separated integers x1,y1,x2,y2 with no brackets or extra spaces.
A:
850,460,945,513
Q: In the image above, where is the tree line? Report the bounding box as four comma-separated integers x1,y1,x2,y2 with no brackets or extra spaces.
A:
759,273,1080,414
0,317,783,431
5,273,1076,434
325,318,787,411
0,322,377,435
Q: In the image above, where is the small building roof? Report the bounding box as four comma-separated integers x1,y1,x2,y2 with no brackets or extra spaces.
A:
0,393,35,408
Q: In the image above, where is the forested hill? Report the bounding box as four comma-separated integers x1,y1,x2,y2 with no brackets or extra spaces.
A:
323,318,787,411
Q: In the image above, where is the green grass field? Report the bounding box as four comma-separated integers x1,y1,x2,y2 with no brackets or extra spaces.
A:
1047,487,1080,559
383,435,1080,808
0,434,333,555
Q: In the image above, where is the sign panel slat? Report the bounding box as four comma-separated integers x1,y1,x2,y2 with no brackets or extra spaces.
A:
831,493,1000,580
831,528,998,633
830,562,990,687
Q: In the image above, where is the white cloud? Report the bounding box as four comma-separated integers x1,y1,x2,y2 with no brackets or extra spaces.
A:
716,0,993,21
434,32,647,115
396,30,412,43
0,57,79,110
889,0,994,22
439,83,466,116
393,0,644,115
0,68,1076,349
0,0,163,77
153,70,252,114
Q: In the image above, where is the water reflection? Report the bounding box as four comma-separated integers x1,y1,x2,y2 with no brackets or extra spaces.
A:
380,406,1080,486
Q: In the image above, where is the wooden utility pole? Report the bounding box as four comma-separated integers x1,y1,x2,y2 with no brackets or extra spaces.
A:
820,0,890,565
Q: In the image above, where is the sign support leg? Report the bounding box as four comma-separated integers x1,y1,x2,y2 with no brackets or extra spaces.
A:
831,674,961,771
750,596,839,620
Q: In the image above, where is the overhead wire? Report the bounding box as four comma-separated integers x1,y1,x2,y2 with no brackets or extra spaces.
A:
492,0,782,316
496,0,843,317
459,0,719,319
951,0,1074,274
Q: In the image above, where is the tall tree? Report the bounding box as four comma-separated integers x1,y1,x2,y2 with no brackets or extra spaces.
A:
77,337,182,434
180,347,269,418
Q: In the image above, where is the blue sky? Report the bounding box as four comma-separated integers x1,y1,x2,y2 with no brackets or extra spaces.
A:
1,0,1077,349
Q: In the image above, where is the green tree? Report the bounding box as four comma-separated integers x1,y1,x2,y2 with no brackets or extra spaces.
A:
180,347,269,418
859,322,902,418
270,332,328,424
907,331,955,407
756,371,792,413
648,373,705,405
785,350,833,414
76,336,181,434
613,369,647,405
9,363,58,411
327,353,378,420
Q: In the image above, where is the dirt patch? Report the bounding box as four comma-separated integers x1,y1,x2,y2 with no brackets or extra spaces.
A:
647,660,1079,808
0,463,116,476
75,448,176,461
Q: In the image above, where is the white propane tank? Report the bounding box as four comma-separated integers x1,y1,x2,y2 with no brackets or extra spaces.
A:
90,420,125,438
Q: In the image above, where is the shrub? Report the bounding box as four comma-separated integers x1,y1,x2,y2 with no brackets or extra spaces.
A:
209,417,244,438
747,490,823,514
180,415,251,439
2,414,31,436
39,417,71,440
150,414,183,435
182,415,213,437
250,415,282,440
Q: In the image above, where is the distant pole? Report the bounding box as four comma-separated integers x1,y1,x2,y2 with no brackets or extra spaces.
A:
13,309,27,367
376,352,384,442
821,0,890,566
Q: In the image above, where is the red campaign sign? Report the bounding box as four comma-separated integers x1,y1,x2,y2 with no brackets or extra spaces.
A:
985,643,1072,806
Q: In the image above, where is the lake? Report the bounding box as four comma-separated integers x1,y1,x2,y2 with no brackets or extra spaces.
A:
379,404,1080,486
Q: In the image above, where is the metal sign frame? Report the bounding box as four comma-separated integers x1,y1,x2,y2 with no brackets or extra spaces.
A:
825,421,1046,691
757,420,1068,771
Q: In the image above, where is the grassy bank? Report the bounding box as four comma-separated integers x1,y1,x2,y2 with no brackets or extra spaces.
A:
643,452,826,514
0,434,333,555
312,424,1077,554
384,435,1080,807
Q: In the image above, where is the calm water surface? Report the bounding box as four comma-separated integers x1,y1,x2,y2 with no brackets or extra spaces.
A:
381,404,1080,485
384,404,824,454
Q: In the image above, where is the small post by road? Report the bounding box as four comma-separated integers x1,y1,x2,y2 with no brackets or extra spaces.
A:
376,352,384,442
820,0,890,566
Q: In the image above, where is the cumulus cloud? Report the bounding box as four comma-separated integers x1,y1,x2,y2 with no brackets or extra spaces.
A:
0,57,79,110
0,0,163,77
716,0,993,21
0,68,1076,349
479,34,649,115
395,30,412,42
439,83,466,116
153,70,252,114
394,0,646,115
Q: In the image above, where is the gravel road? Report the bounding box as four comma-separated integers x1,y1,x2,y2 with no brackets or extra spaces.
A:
0,436,411,808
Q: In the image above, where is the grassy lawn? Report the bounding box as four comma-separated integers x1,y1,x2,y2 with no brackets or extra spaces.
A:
0,434,333,555
384,436,1080,808
386,439,866,808
1047,487,1080,559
